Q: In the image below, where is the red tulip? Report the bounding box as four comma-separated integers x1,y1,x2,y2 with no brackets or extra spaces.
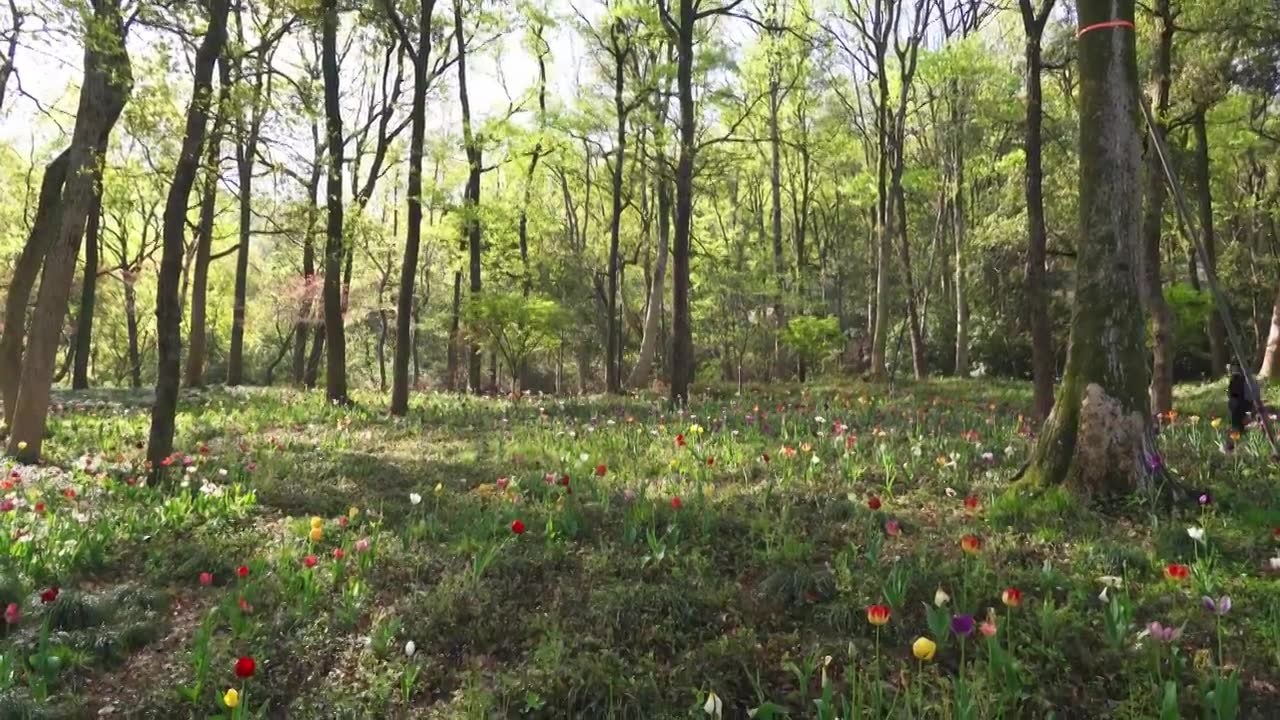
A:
675,434,686,447
234,656,256,679
595,464,607,477
867,496,882,511
960,534,983,554
237,565,250,579
884,519,901,536
199,572,214,587
1001,588,1022,608
40,586,59,604
33,502,46,513
1164,563,1190,581
671,496,682,510
303,555,318,568
63,489,77,500
761,452,770,463
333,548,346,560
866,604,891,626
964,495,980,512
511,519,526,535
706,457,715,467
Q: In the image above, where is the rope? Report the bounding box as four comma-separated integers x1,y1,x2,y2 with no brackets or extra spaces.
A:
1076,20,1135,39
1139,95,1280,458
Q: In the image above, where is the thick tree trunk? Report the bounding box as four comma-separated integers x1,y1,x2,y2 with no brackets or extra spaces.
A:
669,0,696,403
628,176,671,388
1024,0,1154,494
1192,110,1228,376
7,0,131,462
291,132,322,385
1141,0,1175,414
391,0,435,416
321,0,348,403
71,185,103,390
305,326,324,388
0,150,70,424
147,0,229,475
1020,0,1056,422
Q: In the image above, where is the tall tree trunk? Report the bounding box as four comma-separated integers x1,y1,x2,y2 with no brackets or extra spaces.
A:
628,176,671,388
446,270,462,390
517,25,547,297
605,20,628,395
1192,110,1227,376
7,0,131,462
454,0,482,393
185,88,226,388
668,0,696,403
390,0,436,416
1141,0,1175,413
71,184,103,390
123,280,142,388
291,130,323,385
0,150,70,423
868,42,892,380
321,0,349,403
305,326,324,388
1020,0,1057,422
895,182,925,379
147,0,229,475
1024,0,1154,493
953,136,969,376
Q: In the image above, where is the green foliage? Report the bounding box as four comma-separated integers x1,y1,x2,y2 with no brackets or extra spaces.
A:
463,292,569,387
780,315,843,368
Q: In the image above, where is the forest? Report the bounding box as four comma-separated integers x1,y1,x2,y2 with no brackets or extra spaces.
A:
1,0,1279,717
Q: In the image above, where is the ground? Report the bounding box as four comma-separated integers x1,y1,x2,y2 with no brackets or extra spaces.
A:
1,379,1278,719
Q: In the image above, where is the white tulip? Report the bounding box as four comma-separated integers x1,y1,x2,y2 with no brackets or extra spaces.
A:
409,493,422,506
1186,527,1205,543
934,588,951,607
405,640,416,657
703,691,722,718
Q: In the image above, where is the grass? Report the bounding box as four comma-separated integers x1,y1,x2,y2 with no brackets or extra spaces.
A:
1,378,1278,719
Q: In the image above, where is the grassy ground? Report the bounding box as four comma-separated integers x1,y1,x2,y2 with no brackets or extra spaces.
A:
1,379,1278,719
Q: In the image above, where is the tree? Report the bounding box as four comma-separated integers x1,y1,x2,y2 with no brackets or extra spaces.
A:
0,150,69,423
185,65,231,388
454,0,483,393
1141,0,1177,414
1018,0,1056,422
71,186,103,389
148,0,231,475
464,292,568,393
7,0,133,461
321,0,349,403
781,314,842,381
383,0,445,415
1023,0,1155,492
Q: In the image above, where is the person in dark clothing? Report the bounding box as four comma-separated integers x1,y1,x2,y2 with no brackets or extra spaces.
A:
1227,363,1254,434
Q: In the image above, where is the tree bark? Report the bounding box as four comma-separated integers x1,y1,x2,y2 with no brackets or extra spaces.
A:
454,0,483,393
628,174,671,388
147,0,229,475
1261,281,1280,381
321,0,349,403
292,127,323,385
124,279,142,388
0,150,69,424
1192,110,1228,376
667,0,696,403
7,0,132,462
1140,0,1175,414
71,183,103,390
605,19,629,395
185,79,227,389
1024,0,1155,494
1020,0,1056,422
894,182,925,378
390,0,436,416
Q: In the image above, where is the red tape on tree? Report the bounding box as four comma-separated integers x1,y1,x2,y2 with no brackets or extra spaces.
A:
1076,20,1135,39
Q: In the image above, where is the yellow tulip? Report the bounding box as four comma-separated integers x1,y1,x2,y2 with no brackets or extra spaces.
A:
348,506,360,519
224,688,240,708
912,637,937,661
1211,417,1223,430
309,527,323,542
17,441,27,451
309,516,323,529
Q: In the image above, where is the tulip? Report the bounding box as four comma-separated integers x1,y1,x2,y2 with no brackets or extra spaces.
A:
309,516,323,529
866,604,891,626
1200,595,1231,616
1164,563,1189,581
511,519,526,535
867,496,882,511
4,602,20,625
223,688,240,708
934,588,951,607
303,555,318,568
199,572,214,587
234,656,256,679
671,496,683,510
409,493,422,505
912,637,937,661
960,534,982,554
951,614,975,637
1001,588,1022,608
237,565,250,579
309,526,323,543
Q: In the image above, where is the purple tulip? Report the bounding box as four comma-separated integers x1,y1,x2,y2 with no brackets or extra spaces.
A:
1147,621,1182,643
1200,595,1231,616
950,614,975,637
